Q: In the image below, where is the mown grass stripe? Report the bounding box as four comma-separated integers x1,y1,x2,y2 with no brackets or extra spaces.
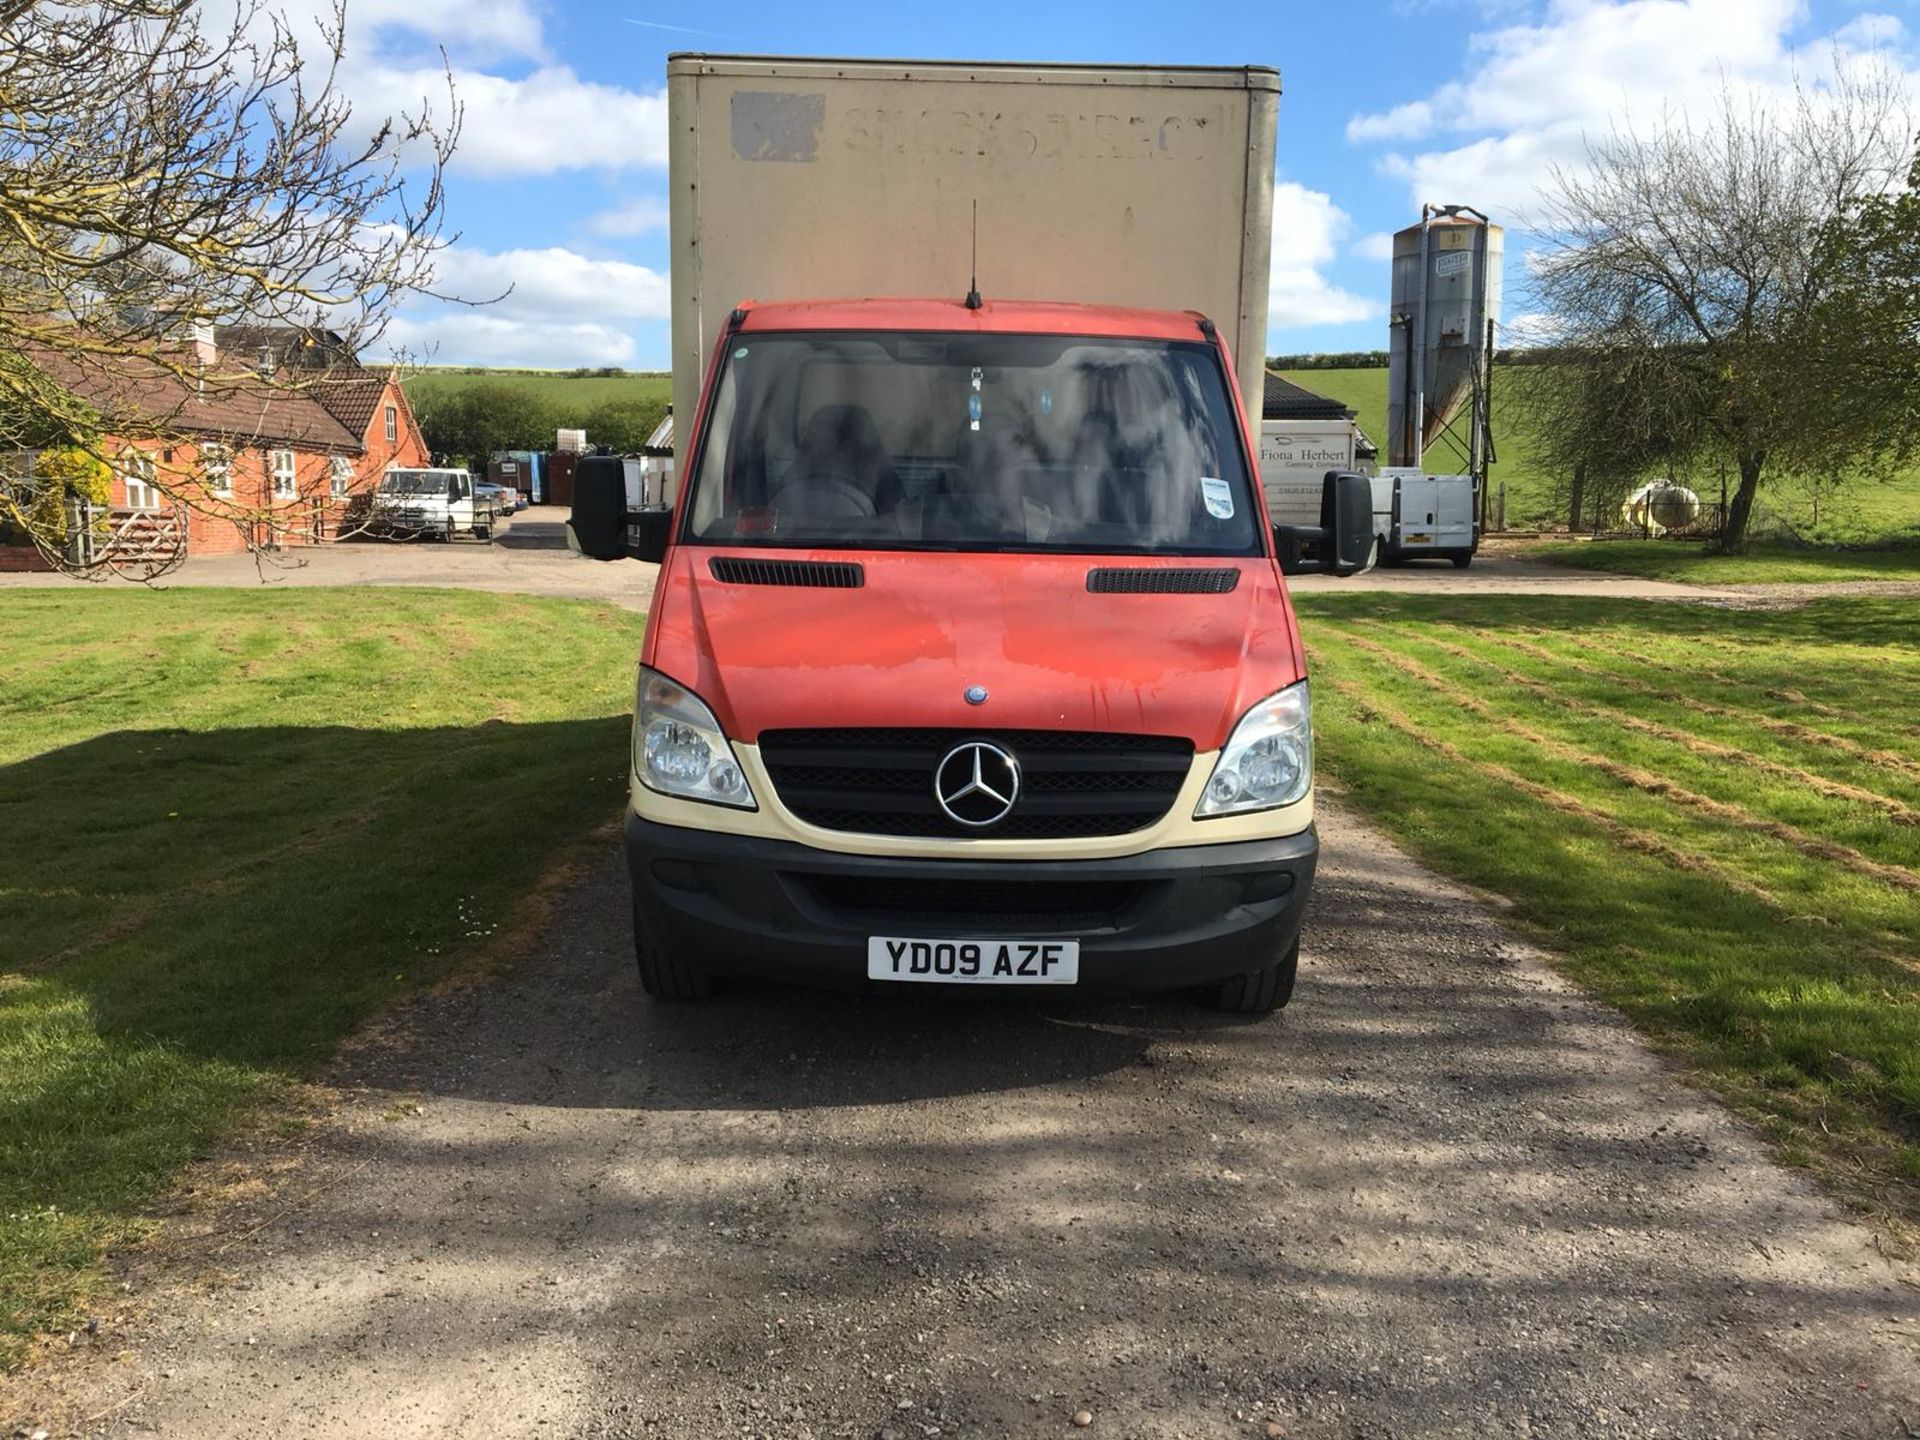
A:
1527,628,1920,746
1312,670,1838,929
1476,629,1920,784
1322,628,1920,898
1425,622,1920,826
1397,629,1920,828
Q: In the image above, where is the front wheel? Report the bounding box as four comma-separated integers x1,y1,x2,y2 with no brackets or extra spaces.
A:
634,905,716,1000
1208,941,1298,1015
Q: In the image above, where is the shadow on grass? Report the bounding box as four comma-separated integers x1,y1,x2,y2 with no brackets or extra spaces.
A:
0,717,629,1347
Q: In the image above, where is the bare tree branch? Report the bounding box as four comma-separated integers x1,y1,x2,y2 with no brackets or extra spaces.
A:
0,0,461,570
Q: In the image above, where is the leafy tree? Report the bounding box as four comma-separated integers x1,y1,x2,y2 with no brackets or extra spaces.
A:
1528,72,1916,552
0,444,109,548
579,396,669,454
412,382,563,467
1509,343,1707,532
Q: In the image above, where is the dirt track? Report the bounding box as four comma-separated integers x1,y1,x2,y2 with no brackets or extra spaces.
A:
10,798,1917,1439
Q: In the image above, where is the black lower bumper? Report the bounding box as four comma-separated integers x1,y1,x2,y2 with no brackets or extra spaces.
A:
624,813,1318,993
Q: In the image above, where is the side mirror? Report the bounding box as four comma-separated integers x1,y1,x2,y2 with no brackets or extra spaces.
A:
568,453,674,563
629,508,672,563
568,455,628,561
1274,471,1377,578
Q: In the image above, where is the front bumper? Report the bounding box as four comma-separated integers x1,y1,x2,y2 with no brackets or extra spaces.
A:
625,812,1318,993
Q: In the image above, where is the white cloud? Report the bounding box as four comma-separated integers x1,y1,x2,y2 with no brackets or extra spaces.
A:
427,245,671,319
355,64,670,177
382,311,643,368
588,196,673,237
1268,182,1379,332
1501,310,1565,347
350,0,545,61
1833,13,1904,51
1353,230,1397,262
1347,100,1436,144
234,0,670,178
1348,0,1920,219
381,244,671,366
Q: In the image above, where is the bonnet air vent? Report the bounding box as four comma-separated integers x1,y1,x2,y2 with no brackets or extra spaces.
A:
709,557,865,588
1086,567,1240,595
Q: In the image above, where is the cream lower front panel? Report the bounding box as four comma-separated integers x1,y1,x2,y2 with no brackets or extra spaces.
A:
629,741,1313,861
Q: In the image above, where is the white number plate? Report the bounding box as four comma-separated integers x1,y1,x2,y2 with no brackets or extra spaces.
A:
866,936,1080,985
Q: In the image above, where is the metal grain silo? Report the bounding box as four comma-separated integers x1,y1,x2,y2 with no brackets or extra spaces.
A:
1386,205,1503,470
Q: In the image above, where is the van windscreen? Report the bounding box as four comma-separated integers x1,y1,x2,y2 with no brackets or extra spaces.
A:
683,333,1262,556
381,470,445,495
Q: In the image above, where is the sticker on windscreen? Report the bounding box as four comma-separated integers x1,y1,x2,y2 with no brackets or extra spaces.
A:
1200,477,1234,520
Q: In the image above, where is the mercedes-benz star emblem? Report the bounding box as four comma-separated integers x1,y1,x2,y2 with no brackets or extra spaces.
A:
933,740,1021,828
964,684,989,706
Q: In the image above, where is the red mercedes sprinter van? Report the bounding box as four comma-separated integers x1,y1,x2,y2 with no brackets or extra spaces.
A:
571,298,1370,1014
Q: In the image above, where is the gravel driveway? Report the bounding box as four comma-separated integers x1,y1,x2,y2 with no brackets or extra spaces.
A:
10,798,1918,1439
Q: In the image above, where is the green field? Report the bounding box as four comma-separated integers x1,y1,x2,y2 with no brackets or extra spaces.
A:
0,590,642,1364
401,366,671,412
1300,593,1920,1230
1280,365,1920,547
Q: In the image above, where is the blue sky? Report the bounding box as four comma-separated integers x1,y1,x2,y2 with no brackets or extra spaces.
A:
334,0,1917,368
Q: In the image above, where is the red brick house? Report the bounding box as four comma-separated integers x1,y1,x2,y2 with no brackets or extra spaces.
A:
75,326,430,557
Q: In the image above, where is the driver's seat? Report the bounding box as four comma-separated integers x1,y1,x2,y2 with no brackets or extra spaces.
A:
771,404,902,521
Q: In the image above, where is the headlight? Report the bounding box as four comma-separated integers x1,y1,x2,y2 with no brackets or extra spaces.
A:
633,667,755,809
1195,681,1311,817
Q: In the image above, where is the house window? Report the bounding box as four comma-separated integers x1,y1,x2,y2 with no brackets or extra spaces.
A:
384,405,397,444
202,444,232,497
123,452,159,509
270,448,296,499
329,455,353,499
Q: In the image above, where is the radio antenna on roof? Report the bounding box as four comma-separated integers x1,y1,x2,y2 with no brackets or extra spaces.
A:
964,199,983,310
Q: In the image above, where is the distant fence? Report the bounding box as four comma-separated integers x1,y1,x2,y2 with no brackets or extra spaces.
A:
1588,501,1727,542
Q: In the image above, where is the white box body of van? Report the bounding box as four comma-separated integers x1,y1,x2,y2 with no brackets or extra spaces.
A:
666,54,1280,497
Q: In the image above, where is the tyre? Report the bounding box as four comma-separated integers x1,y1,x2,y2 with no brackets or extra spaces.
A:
634,905,715,1000
1209,941,1298,1015
1451,552,1474,569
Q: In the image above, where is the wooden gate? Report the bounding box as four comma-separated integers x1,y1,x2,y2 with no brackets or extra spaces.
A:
67,502,190,580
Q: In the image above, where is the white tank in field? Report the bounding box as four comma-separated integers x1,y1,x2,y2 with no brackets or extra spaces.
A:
1386,207,1503,469
1622,481,1701,535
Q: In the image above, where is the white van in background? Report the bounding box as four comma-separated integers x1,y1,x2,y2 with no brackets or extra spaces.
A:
369,468,495,543
1372,467,1477,568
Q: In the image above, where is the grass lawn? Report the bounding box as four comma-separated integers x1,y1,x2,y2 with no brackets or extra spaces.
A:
1298,592,1920,1231
1519,538,1920,585
400,366,672,412
0,588,642,1365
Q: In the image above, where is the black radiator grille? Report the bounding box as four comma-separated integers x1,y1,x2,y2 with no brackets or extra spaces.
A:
757,728,1194,839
